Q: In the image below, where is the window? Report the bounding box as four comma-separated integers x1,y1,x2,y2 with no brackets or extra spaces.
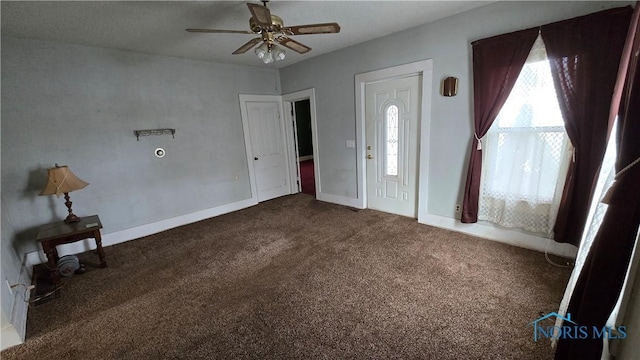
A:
478,35,572,235
385,104,399,177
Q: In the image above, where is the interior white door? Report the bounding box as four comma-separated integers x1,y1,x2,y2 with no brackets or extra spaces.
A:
365,75,421,217
246,101,289,202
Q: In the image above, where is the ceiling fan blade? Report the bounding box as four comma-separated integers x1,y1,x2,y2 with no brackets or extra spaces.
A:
186,28,254,34
277,37,311,54
232,38,263,54
285,23,341,35
247,3,272,27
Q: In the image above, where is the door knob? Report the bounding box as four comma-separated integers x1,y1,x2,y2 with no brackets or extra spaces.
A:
254,157,259,160
367,154,373,159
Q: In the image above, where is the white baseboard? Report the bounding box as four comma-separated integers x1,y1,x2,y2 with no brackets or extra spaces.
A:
298,155,313,162
2,253,34,351
12,254,31,341
0,326,22,350
420,213,578,258
26,197,258,265
313,196,574,258
316,192,363,209
26,200,575,264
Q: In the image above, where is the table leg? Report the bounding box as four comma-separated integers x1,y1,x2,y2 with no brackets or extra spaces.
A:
52,247,60,263
42,242,60,284
94,230,107,268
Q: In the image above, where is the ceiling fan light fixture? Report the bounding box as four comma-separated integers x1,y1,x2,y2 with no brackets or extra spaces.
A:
262,50,275,64
273,44,286,61
255,42,270,59
255,42,285,64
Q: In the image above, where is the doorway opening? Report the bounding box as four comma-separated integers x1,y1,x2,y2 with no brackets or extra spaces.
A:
283,89,320,199
293,99,316,196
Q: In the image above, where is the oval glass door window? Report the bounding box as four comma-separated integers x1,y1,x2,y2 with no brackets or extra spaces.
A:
385,104,399,176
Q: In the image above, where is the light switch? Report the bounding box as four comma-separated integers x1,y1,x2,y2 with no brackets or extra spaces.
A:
346,140,356,148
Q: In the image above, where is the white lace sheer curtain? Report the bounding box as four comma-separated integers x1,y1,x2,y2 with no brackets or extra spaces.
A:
478,35,571,236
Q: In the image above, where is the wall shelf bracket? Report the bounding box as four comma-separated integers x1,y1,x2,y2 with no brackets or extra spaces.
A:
134,128,176,141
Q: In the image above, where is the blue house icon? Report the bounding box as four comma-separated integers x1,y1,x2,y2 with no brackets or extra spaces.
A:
528,312,577,342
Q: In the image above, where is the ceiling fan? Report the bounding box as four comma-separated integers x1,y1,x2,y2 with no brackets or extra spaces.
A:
186,0,340,64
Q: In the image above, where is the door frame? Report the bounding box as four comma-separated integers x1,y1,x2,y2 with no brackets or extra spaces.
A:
283,88,320,196
239,94,293,202
355,60,433,219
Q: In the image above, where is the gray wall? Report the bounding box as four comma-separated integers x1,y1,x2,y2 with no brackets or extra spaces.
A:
1,36,280,260
279,0,630,217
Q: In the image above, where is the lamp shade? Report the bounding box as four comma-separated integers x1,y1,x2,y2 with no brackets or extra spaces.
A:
39,165,89,197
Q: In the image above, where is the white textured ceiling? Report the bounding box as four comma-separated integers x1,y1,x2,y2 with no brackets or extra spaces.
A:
1,1,493,68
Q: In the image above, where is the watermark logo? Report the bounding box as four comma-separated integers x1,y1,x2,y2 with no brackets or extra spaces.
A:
528,312,627,342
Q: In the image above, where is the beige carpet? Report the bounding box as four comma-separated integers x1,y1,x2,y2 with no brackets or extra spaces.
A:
3,194,571,359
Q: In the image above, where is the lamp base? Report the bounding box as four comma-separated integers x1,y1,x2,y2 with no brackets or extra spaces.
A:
62,192,81,223
64,214,81,224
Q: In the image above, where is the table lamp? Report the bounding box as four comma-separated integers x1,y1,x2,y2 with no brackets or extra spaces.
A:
39,164,89,223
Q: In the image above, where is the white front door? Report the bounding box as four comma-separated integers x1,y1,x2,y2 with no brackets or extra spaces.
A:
241,98,290,202
365,75,421,217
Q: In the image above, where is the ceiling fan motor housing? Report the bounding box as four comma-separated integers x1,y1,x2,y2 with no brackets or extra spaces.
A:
250,15,283,33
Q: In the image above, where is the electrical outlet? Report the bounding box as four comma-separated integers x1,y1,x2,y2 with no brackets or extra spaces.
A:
5,280,13,296
455,204,461,213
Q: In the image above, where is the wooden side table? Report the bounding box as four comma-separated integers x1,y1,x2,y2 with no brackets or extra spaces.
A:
36,215,107,283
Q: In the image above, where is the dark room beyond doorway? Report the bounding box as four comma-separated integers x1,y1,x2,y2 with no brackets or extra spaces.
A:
295,99,315,196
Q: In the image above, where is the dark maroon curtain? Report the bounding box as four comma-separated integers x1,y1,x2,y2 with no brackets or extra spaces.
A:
555,4,640,360
460,28,538,223
542,7,633,246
